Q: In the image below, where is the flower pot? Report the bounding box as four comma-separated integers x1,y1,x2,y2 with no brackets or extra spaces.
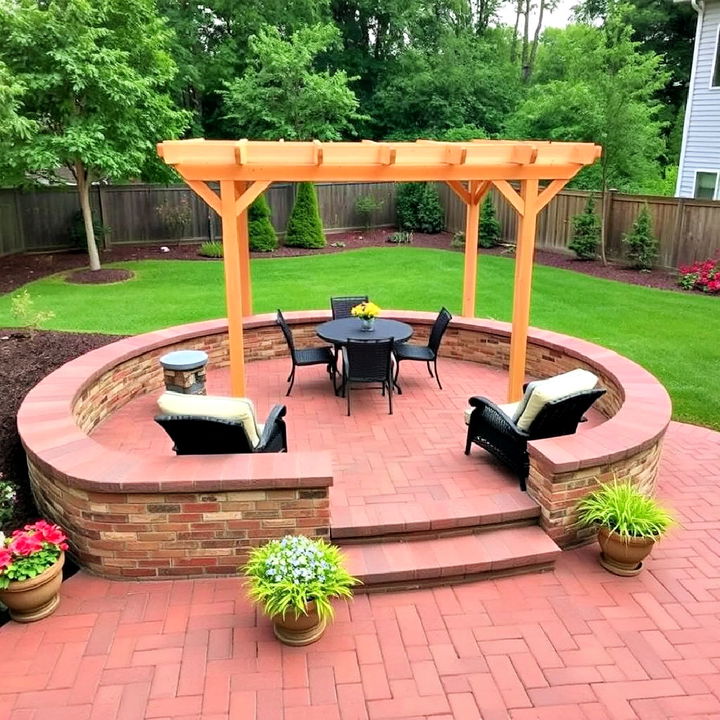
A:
0,552,64,622
271,601,326,646
360,317,375,332
597,527,654,576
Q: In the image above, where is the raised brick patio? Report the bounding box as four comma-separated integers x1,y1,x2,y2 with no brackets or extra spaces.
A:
1,419,718,719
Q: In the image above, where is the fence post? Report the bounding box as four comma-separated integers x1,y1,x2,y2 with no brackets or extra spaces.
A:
673,197,687,268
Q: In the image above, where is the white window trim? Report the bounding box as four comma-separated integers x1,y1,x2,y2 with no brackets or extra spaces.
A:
711,24,720,90
693,169,720,200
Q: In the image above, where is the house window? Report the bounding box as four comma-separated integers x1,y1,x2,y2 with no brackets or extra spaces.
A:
694,171,719,200
714,26,720,87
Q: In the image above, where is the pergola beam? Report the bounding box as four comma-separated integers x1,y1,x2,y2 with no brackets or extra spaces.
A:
234,181,272,216
445,180,471,205
185,180,221,215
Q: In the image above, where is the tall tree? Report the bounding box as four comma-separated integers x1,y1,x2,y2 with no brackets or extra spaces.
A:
223,24,363,141
0,0,189,271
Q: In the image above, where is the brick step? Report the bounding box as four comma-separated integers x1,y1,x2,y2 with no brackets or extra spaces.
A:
341,525,561,591
330,491,540,541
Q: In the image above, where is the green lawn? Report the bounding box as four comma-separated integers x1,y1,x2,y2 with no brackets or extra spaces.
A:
0,247,716,430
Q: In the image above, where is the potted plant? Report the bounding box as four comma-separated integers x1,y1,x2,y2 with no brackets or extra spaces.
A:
577,480,674,576
0,520,68,622
350,300,381,332
244,534,359,646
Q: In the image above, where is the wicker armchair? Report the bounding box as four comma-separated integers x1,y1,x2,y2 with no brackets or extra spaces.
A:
394,307,452,393
464,387,605,490
156,404,288,455
341,338,395,415
276,309,335,395
330,295,368,320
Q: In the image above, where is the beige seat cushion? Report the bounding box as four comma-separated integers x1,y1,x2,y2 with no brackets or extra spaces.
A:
464,401,520,426
515,369,598,432
157,392,261,447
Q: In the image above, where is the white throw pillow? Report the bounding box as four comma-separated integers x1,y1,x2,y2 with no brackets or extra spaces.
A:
157,392,261,447
515,369,598,432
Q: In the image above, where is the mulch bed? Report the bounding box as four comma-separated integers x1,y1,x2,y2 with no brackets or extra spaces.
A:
0,229,684,294
65,268,134,285
0,329,123,532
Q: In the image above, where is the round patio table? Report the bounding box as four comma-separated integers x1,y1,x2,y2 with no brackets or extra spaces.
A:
316,318,413,345
317,318,413,396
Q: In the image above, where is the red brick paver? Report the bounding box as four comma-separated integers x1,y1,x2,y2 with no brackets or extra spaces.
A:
2,419,719,719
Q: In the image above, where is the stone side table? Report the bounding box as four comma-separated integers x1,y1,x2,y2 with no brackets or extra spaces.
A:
160,350,209,395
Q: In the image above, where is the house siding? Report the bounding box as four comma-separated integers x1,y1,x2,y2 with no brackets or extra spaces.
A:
678,1,720,197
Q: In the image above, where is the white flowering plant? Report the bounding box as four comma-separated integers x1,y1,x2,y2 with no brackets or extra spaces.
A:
0,475,17,529
243,535,359,622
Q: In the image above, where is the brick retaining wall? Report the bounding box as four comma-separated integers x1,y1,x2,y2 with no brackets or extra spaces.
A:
18,311,671,578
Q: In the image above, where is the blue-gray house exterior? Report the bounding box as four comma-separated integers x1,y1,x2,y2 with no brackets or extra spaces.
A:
676,0,720,199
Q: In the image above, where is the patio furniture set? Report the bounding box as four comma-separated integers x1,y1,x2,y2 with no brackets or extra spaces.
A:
151,301,605,491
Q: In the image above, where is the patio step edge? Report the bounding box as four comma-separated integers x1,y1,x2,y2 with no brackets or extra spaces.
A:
341,525,562,592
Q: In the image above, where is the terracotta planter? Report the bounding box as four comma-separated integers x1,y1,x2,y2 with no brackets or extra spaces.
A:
597,527,655,576
272,601,326,646
0,552,64,622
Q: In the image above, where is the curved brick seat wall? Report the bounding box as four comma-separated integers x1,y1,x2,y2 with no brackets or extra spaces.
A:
18,311,671,579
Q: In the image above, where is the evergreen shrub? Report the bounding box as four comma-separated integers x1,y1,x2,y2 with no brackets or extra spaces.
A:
396,182,444,233
285,182,326,248
568,196,601,260
623,204,657,271
249,194,278,252
479,197,502,248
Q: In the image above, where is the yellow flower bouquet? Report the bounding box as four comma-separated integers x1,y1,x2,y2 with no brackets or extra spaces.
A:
350,301,381,321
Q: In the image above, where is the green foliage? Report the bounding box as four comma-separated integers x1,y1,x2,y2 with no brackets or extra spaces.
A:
0,0,190,269
10,289,55,329
386,231,413,245
395,183,444,234
243,535,359,623
506,16,669,193
577,479,674,539
355,195,384,229
223,24,363,141
248,194,278,252
0,475,17,530
479,197,502,248
0,521,68,589
568,196,601,260
198,241,224,258
623,204,657,270
285,182,326,248
156,197,193,241
451,231,465,249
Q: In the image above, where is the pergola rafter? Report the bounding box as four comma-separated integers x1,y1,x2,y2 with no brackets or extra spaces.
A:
158,138,601,400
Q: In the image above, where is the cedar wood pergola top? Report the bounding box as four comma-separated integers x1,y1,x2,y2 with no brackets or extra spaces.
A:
157,137,602,400
158,138,601,182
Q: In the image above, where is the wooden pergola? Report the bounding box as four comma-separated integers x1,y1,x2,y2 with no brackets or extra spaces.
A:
157,139,601,401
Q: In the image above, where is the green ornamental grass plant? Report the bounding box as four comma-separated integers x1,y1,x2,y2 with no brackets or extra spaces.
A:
243,535,359,622
577,480,674,539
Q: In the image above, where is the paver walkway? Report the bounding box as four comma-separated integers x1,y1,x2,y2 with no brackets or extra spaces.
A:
1,420,719,719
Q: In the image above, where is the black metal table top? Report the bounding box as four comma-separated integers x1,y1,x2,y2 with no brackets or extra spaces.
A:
316,318,413,345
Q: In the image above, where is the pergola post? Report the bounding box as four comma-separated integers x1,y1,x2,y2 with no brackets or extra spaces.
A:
234,182,253,316
508,179,540,402
460,181,491,317
219,179,247,396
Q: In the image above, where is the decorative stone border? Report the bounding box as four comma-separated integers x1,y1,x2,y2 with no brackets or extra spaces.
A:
18,311,671,578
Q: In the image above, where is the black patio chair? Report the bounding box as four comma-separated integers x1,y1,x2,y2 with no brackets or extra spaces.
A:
464,388,605,491
276,309,335,396
155,404,288,455
393,307,452,393
341,338,395,416
330,295,369,320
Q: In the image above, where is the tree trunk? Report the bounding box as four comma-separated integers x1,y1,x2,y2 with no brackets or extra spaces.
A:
75,161,101,271
526,0,546,82
520,0,531,76
510,0,522,62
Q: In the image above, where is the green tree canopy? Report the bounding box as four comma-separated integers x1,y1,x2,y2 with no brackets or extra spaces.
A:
222,24,364,141
505,14,668,193
0,0,189,269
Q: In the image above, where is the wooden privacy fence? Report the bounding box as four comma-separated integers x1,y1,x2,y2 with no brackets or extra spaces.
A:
1,181,718,269
440,185,720,270
0,182,396,256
